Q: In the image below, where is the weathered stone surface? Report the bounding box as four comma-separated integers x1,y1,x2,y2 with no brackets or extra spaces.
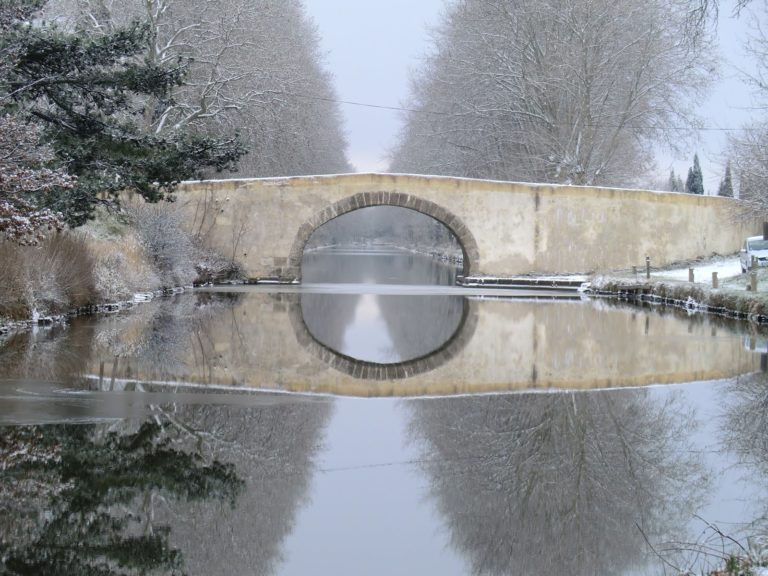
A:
176,173,757,281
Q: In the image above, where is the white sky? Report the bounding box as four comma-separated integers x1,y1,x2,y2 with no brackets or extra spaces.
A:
303,0,444,172
303,0,762,193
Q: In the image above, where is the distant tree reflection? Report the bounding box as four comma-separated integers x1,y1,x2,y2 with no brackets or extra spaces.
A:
723,371,768,532
407,390,704,575
0,395,333,575
146,399,332,575
0,289,333,575
0,421,242,575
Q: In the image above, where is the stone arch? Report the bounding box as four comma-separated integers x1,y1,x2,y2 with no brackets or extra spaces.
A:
286,296,480,382
286,191,481,281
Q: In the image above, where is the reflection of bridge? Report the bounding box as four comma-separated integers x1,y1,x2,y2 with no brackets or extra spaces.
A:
178,174,752,282
94,290,762,398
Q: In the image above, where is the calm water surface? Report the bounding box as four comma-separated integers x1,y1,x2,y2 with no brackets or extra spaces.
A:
1,248,768,575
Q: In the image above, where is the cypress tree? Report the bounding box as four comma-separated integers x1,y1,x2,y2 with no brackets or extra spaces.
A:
685,153,704,195
718,161,734,197
668,169,684,192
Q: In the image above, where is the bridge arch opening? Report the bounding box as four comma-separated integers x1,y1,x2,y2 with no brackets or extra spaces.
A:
286,295,480,382
287,191,480,281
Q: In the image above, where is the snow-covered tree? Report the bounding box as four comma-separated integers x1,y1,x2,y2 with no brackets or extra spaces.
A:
724,5,768,216
390,0,714,187
44,0,351,177
0,3,69,244
685,153,705,195
0,115,69,244
668,169,684,192
729,122,768,213
718,160,734,197
0,4,245,225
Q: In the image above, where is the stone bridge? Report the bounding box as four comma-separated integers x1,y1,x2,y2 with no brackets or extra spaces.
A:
176,173,754,281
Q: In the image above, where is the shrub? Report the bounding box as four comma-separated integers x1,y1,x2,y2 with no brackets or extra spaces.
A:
124,200,196,288
0,233,97,319
89,234,160,302
0,241,28,319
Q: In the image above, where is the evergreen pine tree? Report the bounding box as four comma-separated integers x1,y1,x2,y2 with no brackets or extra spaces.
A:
0,4,246,226
668,169,684,192
718,161,734,197
685,153,705,195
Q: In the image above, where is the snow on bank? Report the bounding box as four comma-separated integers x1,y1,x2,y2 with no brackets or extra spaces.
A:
653,256,742,283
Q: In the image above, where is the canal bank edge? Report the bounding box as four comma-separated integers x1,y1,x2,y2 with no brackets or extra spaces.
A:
584,275,768,324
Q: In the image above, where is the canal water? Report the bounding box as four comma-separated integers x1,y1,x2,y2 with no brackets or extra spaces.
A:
1,248,768,575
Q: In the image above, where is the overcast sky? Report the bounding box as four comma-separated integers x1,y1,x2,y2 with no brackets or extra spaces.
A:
304,0,760,193
303,0,444,172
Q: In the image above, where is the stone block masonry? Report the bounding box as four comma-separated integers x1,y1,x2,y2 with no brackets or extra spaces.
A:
175,173,757,282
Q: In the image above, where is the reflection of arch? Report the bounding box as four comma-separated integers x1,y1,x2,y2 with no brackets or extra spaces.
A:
287,192,481,280
285,295,480,381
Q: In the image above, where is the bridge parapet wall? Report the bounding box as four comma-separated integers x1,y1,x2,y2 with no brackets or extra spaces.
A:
176,173,755,281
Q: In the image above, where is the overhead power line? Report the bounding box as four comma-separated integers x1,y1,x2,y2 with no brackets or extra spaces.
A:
288,91,761,133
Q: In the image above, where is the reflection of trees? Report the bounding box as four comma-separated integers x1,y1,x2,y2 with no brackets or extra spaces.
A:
147,399,333,575
302,293,464,363
89,293,244,382
0,324,93,381
724,372,768,470
407,391,704,576
0,291,335,575
0,422,242,575
0,400,332,575
723,371,768,531
302,247,459,285
86,292,335,574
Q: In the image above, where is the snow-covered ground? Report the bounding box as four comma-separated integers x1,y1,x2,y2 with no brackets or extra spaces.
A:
653,256,742,285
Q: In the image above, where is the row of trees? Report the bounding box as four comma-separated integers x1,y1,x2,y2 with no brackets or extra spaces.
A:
666,155,707,195
390,0,714,188
0,0,349,243
42,0,351,177
388,0,768,211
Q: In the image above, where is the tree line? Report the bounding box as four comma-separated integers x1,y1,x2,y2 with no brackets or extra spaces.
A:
0,0,349,243
390,0,714,188
387,0,767,211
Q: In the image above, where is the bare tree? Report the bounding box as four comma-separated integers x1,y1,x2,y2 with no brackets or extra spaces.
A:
44,0,351,177
724,4,768,216
390,0,715,187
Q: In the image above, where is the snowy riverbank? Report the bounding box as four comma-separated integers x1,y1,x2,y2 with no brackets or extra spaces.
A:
585,255,768,324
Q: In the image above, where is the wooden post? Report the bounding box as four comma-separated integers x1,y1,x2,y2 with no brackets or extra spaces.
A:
763,221,768,240
712,271,719,289
751,271,758,292
646,256,651,280
109,357,118,391
688,268,694,283
753,255,758,271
